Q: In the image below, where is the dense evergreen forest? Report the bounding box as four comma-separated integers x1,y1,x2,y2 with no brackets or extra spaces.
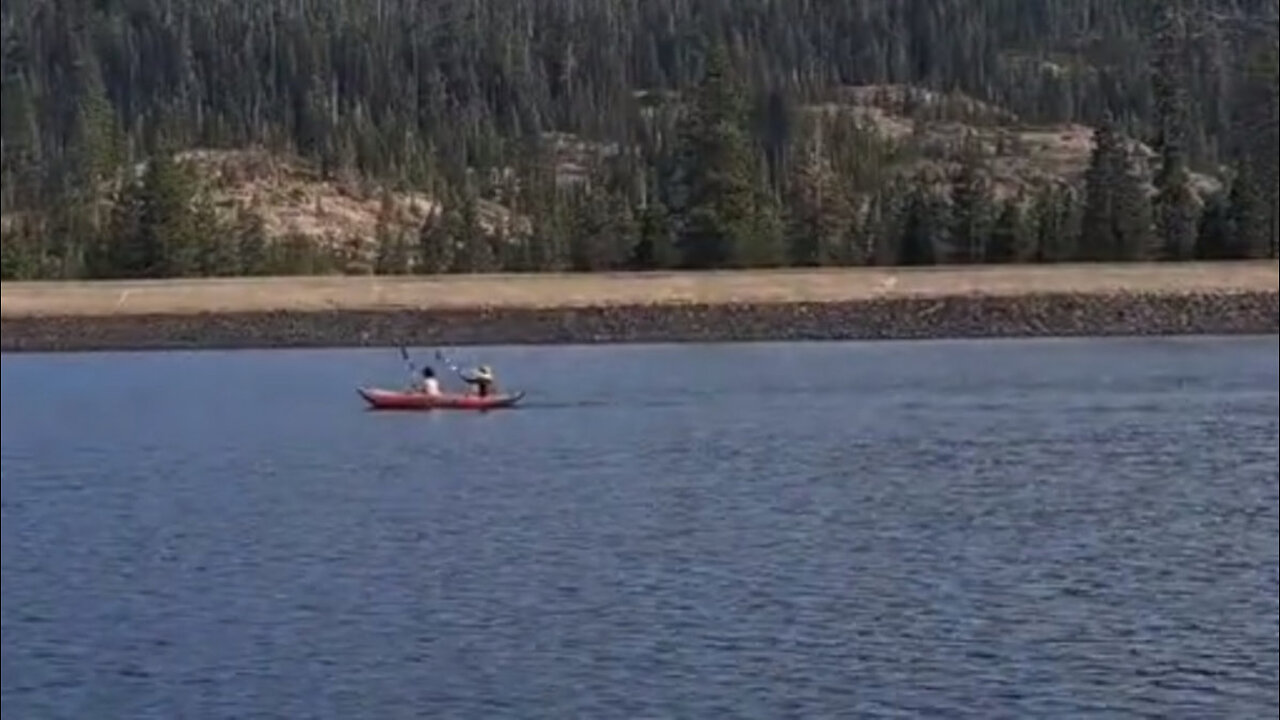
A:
1,0,1277,279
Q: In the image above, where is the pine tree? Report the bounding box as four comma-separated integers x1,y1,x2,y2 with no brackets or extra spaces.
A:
1030,186,1065,262
135,152,201,277
867,179,909,266
674,44,758,269
785,127,851,266
1154,164,1200,260
55,44,123,221
742,184,786,268
193,193,237,275
532,202,573,273
0,216,43,279
568,186,616,271
631,197,676,270
948,151,994,263
988,196,1033,263
235,208,271,276
1227,161,1270,259
1231,43,1280,257
1080,115,1124,261
1081,114,1156,262
1113,156,1156,261
452,190,497,273
418,203,456,274
1151,1,1192,183
1195,190,1232,259
899,181,947,266
373,190,411,274
270,233,328,275
609,189,641,269
1,43,41,210
1150,1,1200,261
374,229,412,274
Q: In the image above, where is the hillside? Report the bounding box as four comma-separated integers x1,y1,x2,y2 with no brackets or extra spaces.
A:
1,0,1276,279
799,84,1221,199
21,86,1183,251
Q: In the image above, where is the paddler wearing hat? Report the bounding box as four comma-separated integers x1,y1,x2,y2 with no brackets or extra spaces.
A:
460,364,498,398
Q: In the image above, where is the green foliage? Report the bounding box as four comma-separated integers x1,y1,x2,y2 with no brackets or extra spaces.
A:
235,209,271,276
1,0,1276,277
786,129,854,267
631,198,677,270
948,153,996,263
374,191,412,274
1081,116,1157,261
1227,161,1272,259
1154,165,1201,260
674,45,761,269
418,203,459,274
988,197,1034,264
1195,190,1233,260
1032,184,1083,262
899,180,948,266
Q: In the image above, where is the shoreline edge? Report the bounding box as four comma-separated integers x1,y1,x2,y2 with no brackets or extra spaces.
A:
3,263,1277,352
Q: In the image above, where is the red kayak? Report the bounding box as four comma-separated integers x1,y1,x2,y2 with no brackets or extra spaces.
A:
357,387,526,411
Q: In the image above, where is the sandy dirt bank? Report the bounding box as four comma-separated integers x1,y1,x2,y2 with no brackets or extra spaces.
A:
2,263,1275,352
3,262,1276,317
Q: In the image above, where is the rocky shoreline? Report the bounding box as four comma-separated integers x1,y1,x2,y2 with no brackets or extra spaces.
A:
2,290,1276,352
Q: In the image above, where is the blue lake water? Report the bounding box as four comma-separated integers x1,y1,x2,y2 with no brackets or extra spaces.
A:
3,337,1278,718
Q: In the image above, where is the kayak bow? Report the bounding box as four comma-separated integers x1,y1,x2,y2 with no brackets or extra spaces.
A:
357,387,526,411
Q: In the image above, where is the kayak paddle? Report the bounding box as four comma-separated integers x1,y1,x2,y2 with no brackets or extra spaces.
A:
399,346,418,381
434,349,465,376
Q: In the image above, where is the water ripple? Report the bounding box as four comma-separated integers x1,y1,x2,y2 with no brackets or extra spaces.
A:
3,337,1278,719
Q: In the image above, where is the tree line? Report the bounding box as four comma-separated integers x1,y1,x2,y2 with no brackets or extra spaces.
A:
2,0,1277,279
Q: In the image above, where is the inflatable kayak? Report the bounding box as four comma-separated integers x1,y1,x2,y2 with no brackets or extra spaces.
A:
357,387,526,411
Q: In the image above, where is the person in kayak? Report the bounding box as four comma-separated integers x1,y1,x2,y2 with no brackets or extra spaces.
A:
461,365,497,398
413,366,442,396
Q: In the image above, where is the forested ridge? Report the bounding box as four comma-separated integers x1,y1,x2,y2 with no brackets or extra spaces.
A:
2,0,1277,279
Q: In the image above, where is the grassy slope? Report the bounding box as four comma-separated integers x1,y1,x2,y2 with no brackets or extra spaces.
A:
3,262,1276,317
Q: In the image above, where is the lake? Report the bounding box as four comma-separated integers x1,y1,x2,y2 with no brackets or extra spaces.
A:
3,337,1278,718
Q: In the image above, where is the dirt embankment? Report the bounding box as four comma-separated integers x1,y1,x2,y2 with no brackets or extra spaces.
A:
1,263,1276,352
